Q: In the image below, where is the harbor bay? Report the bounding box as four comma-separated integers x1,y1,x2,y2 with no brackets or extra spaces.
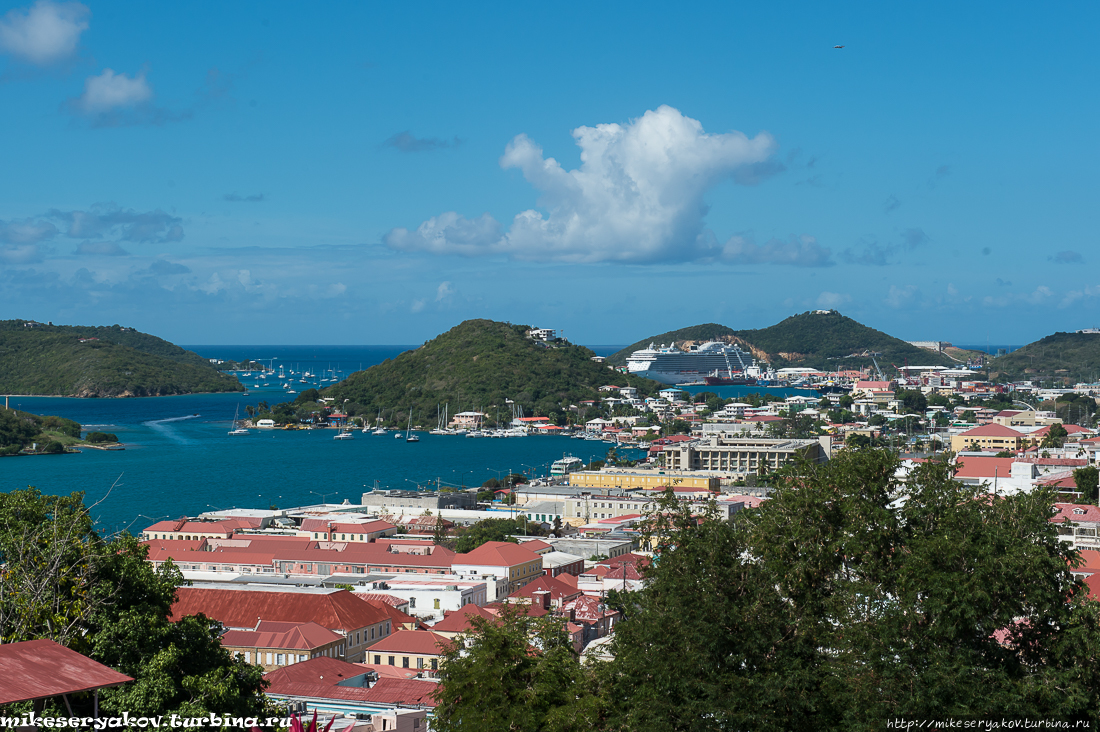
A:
2,344,650,535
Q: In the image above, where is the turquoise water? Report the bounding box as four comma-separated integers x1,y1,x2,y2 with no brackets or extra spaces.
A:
1,345,640,536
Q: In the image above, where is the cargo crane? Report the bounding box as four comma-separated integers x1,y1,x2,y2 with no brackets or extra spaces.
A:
870,355,886,382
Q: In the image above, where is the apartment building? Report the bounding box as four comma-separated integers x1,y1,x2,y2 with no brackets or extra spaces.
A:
663,436,827,475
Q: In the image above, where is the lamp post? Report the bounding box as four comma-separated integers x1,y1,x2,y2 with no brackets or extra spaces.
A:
310,490,335,505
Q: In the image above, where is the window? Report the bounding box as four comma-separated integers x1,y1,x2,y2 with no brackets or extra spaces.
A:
389,655,395,666
371,627,375,639
431,658,438,670
434,598,440,610
417,657,424,669
410,597,416,608
403,656,410,668
356,632,360,645
375,655,381,664
244,652,251,663
266,653,273,665
276,653,285,665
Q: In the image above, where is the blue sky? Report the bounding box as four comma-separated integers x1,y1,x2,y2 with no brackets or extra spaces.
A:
1,1,1097,346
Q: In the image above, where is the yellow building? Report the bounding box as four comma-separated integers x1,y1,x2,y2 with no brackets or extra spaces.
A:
950,423,1026,453
568,471,720,491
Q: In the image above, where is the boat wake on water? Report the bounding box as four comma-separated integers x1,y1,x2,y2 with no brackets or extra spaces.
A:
144,414,202,425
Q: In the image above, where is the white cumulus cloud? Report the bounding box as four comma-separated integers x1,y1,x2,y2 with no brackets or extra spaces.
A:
0,0,88,65
385,105,786,264
77,68,152,113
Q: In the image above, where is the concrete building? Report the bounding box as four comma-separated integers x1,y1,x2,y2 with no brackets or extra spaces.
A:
565,493,653,524
663,436,827,475
359,489,476,511
568,470,720,491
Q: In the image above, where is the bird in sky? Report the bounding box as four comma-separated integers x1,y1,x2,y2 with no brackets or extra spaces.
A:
834,45,845,49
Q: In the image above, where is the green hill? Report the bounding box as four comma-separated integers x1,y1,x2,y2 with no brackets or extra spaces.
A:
609,311,958,373
323,319,662,426
607,323,738,366
988,331,1100,385
0,320,242,397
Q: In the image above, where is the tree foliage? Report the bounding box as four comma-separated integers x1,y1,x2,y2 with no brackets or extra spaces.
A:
604,450,1100,730
0,488,273,719
452,518,535,553
434,449,1100,729
432,604,600,732
322,320,660,426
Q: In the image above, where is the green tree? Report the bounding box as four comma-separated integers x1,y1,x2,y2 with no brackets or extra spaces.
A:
295,388,321,404
1041,422,1069,448
0,489,274,719
604,451,1100,730
1074,465,1099,503
433,604,599,732
453,518,524,553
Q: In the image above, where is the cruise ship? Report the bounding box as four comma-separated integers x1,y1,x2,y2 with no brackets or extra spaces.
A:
625,341,759,385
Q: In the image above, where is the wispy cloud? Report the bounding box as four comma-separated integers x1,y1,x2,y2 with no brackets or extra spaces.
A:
928,164,950,189
383,131,461,153
74,241,128,256
0,217,58,244
883,195,901,213
0,0,88,66
817,291,850,308
842,227,929,266
1049,250,1083,264
385,105,781,263
721,234,833,267
435,281,455,301
47,204,183,243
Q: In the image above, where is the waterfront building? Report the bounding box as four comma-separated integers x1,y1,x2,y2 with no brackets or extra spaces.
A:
662,435,828,475
568,470,720,491
359,489,476,511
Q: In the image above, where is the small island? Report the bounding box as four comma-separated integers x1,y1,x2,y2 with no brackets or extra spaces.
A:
0,406,117,456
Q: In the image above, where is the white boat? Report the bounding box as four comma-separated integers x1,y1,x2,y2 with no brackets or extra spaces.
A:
228,405,250,435
373,427,387,435
334,430,354,440
404,411,419,442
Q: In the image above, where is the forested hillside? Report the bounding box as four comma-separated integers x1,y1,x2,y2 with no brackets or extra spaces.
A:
609,311,958,372
0,320,242,397
324,319,661,426
988,331,1100,384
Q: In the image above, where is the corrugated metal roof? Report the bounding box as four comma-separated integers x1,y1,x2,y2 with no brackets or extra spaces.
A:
0,639,133,704
171,587,389,631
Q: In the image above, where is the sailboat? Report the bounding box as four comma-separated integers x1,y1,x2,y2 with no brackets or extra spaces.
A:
405,409,419,442
228,404,250,435
372,408,387,434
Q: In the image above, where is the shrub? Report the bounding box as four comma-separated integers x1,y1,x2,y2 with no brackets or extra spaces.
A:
85,431,119,443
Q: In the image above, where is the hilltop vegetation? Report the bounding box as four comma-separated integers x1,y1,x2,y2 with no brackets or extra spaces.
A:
323,319,662,426
0,408,83,456
609,311,958,372
988,331,1100,385
0,320,242,397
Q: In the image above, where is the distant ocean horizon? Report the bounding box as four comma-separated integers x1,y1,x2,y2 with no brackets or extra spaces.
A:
955,345,1023,355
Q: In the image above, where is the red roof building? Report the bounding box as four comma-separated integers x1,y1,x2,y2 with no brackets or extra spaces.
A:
221,621,345,671
171,587,392,663
365,630,449,674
